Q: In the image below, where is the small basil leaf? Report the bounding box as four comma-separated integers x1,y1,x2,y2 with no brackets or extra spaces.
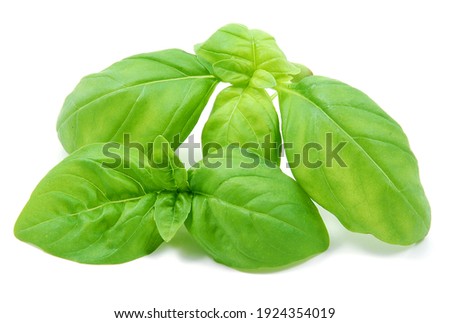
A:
202,86,281,165
186,148,329,270
249,69,277,89
212,59,252,85
290,63,313,83
154,191,192,242
150,135,189,191
57,49,218,153
195,24,300,87
14,142,188,264
279,76,431,245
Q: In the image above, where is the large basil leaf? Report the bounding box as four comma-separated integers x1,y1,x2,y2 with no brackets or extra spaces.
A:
195,24,299,87
202,86,281,165
186,149,329,270
57,49,218,153
14,138,190,264
279,76,431,245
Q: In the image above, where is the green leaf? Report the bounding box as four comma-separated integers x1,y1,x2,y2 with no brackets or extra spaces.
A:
249,69,277,88
186,148,329,270
154,191,192,242
149,135,189,191
279,76,431,245
211,59,252,85
57,49,218,153
195,23,299,87
202,86,281,165
14,141,190,264
290,63,313,83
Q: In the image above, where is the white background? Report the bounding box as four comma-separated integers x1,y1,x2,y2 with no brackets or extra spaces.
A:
1,0,449,322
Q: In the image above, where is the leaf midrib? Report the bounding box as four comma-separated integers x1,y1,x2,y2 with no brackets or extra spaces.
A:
18,194,152,233
282,87,422,222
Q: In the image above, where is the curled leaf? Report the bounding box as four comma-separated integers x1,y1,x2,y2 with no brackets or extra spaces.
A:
195,24,299,87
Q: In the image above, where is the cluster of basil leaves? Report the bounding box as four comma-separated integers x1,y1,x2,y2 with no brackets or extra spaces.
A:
14,24,430,270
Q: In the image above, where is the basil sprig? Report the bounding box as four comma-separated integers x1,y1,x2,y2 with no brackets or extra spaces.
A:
15,24,430,270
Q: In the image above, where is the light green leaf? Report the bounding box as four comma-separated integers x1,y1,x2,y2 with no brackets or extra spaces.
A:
290,63,313,83
279,76,431,245
57,49,218,153
154,191,192,242
202,86,281,165
195,24,299,87
249,69,277,88
14,141,190,264
186,148,329,270
212,59,252,85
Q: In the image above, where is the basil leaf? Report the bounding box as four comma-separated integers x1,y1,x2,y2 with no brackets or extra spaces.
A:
150,135,192,242
279,76,431,245
202,86,281,165
195,24,299,87
186,149,329,270
154,191,192,242
14,141,189,264
249,69,277,89
57,49,218,153
149,135,189,191
290,63,313,83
